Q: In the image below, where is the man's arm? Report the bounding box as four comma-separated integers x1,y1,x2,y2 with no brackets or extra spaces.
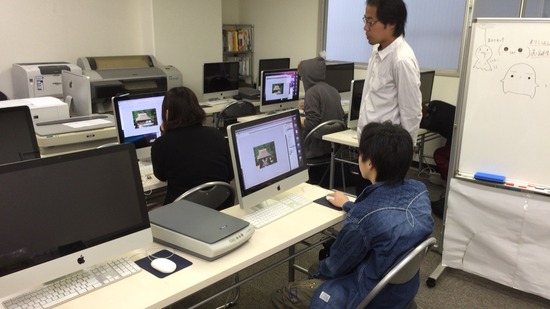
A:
395,59,422,143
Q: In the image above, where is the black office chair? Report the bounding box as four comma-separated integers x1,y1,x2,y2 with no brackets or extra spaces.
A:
355,237,437,309
303,119,347,187
215,101,256,136
173,181,235,210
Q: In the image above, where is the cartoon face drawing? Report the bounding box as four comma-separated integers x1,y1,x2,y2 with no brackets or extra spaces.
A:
473,45,493,71
499,45,530,58
500,63,538,98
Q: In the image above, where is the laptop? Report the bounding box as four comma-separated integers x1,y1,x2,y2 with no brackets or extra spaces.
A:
347,79,364,130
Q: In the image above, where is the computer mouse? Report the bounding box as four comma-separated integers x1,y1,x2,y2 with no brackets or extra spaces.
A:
150,257,177,274
326,195,335,202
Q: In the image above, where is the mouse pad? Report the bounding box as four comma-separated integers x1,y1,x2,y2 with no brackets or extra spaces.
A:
135,249,193,278
313,196,343,211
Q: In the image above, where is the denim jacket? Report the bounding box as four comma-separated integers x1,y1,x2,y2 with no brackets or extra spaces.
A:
310,180,434,308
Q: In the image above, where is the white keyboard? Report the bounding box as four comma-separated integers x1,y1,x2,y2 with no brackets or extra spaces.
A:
2,257,141,309
203,99,237,107
139,164,154,178
242,194,312,229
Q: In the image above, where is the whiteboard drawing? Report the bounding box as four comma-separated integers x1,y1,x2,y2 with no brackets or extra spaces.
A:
499,45,530,58
500,63,538,98
473,45,493,71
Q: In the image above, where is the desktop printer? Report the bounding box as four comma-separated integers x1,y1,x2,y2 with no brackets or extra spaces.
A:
12,62,82,99
149,200,255,261
77,55,183,113
1,96,69,123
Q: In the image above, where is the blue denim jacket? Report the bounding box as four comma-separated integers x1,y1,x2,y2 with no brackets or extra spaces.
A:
310,180,434,309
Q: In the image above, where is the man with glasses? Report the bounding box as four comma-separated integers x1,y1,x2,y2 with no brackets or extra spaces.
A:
356,0,422,194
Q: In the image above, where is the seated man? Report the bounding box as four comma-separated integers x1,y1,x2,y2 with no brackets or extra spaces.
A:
271,122,434,308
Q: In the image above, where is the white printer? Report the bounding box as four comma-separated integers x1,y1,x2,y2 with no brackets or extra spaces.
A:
1,97,69,123
12,62,82,99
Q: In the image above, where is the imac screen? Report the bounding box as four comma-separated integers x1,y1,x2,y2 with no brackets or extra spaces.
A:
257,58,291,87
203,62,240,101
62,70,92,117
420,70,436,105
112,92,164,160
0,143,152,298
227,109,308,209
347,79,364,129
0,106,40,165
325,62,355,93
260,68,300,113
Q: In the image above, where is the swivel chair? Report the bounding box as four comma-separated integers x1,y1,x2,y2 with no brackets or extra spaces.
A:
355,237,437,309
215,101,256,136
174,181,235,210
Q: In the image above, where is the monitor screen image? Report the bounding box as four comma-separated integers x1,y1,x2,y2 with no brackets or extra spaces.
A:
227,109,308,210
203,61,240,101
62,70,92,117
325,62,355,93
0,144,152,298
347,79,365,129
0,106,41,165
257,58,291,87
420,70,436,104
260,68,300,113
112,92,165,161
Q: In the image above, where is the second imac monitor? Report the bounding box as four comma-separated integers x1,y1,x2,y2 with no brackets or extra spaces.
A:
203,61,240,101
227,109,308,210
260,68,300,113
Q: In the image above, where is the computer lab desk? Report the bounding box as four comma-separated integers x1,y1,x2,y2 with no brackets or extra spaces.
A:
55,183,344,309
322,128,439,189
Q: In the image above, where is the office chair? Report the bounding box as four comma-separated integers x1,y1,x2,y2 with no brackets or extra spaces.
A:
174,181,235,210
215,101,256,135
355,237,437,309
303,119,347,187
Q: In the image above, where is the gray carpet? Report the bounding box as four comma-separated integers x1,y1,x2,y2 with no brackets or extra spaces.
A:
171,169,550,309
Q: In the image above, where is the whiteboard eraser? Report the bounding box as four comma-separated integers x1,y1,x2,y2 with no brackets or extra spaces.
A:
474,172,506,184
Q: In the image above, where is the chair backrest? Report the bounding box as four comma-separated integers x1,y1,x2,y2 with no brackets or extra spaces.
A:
355,237,437,309
215,101,256,133
174,181,235,210
304,119,347,145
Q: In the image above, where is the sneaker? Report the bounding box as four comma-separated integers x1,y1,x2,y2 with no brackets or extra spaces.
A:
431,198,445,218
429,174,447,187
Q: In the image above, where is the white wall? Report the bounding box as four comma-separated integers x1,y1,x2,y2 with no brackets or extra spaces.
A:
0,0,155,99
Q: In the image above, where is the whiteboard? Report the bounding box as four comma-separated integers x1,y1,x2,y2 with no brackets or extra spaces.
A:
458,18,550,186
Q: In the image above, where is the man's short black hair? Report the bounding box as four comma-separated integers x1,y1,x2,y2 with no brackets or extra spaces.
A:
367,0,408,37
358,121,413,185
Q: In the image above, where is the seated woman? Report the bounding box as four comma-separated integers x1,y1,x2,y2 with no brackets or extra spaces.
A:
151,87,234,206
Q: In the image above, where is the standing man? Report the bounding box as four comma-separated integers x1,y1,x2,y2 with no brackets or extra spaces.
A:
357,0,422,142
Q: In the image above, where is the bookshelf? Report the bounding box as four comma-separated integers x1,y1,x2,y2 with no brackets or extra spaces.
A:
222,24,254,87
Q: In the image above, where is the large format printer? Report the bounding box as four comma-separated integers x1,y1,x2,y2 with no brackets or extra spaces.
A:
12,62,82,99
76,55,183,113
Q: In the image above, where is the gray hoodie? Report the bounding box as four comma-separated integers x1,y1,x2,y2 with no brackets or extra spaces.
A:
300,57,344,159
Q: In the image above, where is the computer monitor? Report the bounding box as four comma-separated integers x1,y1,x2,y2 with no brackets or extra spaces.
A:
420,70,436,105
347,79,364,129
203,61,240,101
0,106,40,165
227,109,308,210
257,58,291,87
325,62,355,93
260,68,300,114
62,70,93,117
112,92,165,162
0,144,152,298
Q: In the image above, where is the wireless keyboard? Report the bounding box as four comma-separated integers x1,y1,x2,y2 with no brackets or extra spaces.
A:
242,194,312,228
202,99,237,107
2,257,141,309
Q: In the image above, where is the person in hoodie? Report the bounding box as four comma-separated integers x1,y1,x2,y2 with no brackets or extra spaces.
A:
298,57,345,160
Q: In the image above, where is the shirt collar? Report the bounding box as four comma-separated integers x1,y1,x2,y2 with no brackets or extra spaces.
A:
375,35,404,60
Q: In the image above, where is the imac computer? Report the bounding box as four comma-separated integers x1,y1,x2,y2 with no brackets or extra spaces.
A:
0,143,152,299
260,68,300,114
203,61,240,101
0,106,41,165
325,62,355,93
62,70,93,117
257,58,291,87
227,108,308,210
112,92,165,162
347,79,365,130
420,70,436,105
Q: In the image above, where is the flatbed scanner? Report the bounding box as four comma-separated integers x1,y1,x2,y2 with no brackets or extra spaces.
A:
149,200,255,261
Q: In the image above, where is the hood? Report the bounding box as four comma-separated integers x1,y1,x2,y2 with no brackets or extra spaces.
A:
299,57,326,91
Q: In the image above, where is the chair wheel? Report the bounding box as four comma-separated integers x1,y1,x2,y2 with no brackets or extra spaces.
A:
426,277,436,288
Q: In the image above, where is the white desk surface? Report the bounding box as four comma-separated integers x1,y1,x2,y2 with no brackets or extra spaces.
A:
201,99,260,115
323,128,430,148
55,183,344,309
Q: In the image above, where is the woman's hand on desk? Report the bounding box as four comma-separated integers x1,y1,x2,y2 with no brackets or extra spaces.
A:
326,191,349,209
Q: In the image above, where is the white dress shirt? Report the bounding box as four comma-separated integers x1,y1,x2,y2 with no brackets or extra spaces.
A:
357,35,422,144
